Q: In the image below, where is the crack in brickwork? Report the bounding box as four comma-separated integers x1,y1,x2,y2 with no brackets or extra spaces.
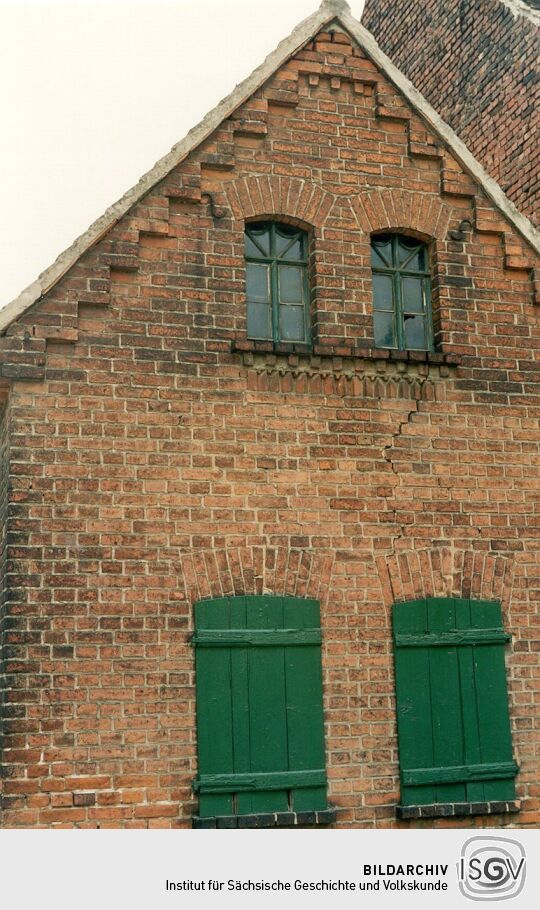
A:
383,381,428,556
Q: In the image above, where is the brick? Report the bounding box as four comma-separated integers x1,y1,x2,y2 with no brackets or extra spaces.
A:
65,777,110,791
134,805,179,819
73,792,96,807
40,809,88,824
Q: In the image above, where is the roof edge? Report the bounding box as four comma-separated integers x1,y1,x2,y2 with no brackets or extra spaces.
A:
2,1,539,334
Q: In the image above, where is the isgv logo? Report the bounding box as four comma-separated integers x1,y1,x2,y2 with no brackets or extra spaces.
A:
458,836,526,901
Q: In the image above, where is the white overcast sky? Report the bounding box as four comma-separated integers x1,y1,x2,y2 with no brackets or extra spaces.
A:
0,0,365,308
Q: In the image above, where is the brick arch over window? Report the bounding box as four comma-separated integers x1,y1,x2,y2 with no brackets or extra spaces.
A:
181,547,335,615
224,175,336,228
376,548,515,612
351,189,452,241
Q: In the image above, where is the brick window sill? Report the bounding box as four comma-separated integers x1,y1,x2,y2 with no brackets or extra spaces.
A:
231,340,461,379
193,808,337,829
396,800,521,820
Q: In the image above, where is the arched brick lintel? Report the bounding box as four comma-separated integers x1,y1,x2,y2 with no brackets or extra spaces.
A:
352,189,453,241
224,175,336,228
181,547,335,618
376,548,515,612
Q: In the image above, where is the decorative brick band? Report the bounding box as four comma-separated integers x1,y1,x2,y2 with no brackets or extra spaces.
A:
232,338,461,368
181,547,335,613
376,548,515,611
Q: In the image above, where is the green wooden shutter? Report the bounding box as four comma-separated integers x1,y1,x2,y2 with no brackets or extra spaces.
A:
193,595,327,818
393,597,518,807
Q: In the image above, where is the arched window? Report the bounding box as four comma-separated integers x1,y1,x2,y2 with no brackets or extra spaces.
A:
245,221,309,345
371,234,433,351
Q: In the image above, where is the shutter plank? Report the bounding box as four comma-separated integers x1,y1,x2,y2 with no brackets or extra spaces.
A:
230,597,252,815
471,601,516,801
197,769,326,792
455,599,484,802
427,598,466,804
245,596,289,812
195,598,234,817
284,597,326,811
471,601,515,800
403,761,517,786
393,600,435,806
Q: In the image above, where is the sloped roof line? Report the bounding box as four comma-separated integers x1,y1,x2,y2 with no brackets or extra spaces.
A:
0,2,338,333
2,0,539,334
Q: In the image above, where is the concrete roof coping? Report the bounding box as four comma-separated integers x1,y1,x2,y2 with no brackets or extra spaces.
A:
499,0,540,24
320,0,351,11
1,1,539,335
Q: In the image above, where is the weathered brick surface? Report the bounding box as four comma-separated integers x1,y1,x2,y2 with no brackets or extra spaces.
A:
0,27,539,828
362,0,540,225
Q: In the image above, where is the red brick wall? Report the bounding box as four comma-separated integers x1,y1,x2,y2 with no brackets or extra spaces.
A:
362,0,540,225
0,27,539,828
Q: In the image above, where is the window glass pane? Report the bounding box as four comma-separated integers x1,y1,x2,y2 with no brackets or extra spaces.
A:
280,305,305,342
402,276,425,313
245,234,265,258
397,235,419,259
371,235,392,267
373,273,394,310
245,223,270,256
248,301,272,340
397,236,426,271
401,249,426,272
246,263,270,302
278,266,304,304
403,314,427,350
280,237,304,261
276,225,304,260
374,311,396,348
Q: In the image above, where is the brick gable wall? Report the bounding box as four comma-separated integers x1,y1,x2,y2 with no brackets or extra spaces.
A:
0,26,539,828
362,0,540,225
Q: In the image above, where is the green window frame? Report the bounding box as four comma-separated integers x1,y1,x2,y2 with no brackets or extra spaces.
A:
393,597,518,811
245,221,310,345
371,233,433,351
193,595,328,819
